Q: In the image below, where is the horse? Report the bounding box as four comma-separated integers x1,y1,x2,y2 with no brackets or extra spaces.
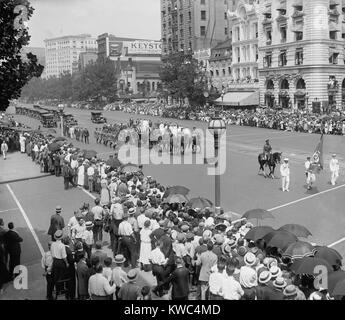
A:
258,152,282,179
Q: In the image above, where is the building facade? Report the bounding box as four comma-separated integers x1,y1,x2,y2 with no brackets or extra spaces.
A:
44,34,97,78
209,39,232,90
228,0,259,89
78,52,98,71
161,0,232,55
97,33,162,95
258,0,345,111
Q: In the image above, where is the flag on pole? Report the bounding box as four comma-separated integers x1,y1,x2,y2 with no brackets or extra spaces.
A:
311,134,324,173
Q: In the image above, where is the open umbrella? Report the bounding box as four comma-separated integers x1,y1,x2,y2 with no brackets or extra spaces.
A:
244,226,275,242
215,223,227,232
278,224,312,238
328,270,345,295
283,241,316,260
106,157,122,169
187,197,213,210
291,257,333,275
83,150,97,160
242,209,274,225
264,231,298,251
332,280,345,296
218,211,241,222
163,186,190,199
163,193,189,204
53,136,66,142
120,163,140,174
314,246,343,267
48,142,61,152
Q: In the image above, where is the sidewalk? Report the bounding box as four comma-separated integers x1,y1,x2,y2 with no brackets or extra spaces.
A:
0,152,50,184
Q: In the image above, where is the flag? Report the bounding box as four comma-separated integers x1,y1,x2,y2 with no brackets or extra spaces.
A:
311,134,324,173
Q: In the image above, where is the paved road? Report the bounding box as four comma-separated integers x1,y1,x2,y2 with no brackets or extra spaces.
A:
2,105,345,285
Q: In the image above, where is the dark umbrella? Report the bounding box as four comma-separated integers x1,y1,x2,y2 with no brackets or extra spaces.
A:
264,231,298,251
242,209,274,225
163,193,189,204
291,257,333,275
53,136,66,142
120,163,140,174
106,158,122,169
48,142,61,152
332,280,345,296
83,150,97,160
283,241,316,260
327,270,345,294
163,186,190,199
278,224,312,238
244,226,275,242
215,223,227,232
217,211,240,222
187,197,213,210
314,246,343,267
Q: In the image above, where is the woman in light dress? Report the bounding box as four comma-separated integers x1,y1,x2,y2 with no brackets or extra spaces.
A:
77,162,85,186
139,220,152,271
100,174,110,206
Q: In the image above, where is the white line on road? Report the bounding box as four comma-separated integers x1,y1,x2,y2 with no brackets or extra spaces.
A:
6,184,45,257
79,186,96,200
0,208,18,213
327,237,345,248
267,183,345,212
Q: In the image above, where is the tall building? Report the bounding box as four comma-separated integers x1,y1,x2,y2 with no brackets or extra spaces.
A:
161,0,231,55
97,33,162,95
44,34,97,78
258,0,345,111
78,52,98,71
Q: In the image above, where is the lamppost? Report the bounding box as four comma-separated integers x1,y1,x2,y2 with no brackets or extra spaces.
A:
208,107,226,215
305,92,309,115
221,88,226,113
58,104,65,136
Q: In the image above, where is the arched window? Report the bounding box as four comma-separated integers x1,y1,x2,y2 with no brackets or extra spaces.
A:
280,79,289,89
296,78,306,89
152,82,155,91
266,79,274,89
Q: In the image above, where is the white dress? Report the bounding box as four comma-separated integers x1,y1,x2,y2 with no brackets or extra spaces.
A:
77,165,85,186
19,136,26,153
139,228,152,265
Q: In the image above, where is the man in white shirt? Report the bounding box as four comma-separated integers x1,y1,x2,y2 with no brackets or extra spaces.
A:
41,241,54,300
219,265,244,300
71,218,86,241
88,264,116,300
329,154,340,186
304,156,311,187
118,214,136,268
67,212,80,237
87,164,95,193
280,158,290,192
209,259,227,300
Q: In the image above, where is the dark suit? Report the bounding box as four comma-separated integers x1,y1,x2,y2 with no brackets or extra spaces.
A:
256,284,279,300
159,265,190,300
48,214,65,241
4,230,23,276
76,260,90,299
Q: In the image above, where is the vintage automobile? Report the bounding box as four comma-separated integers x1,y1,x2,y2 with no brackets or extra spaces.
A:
63,114,78,126
41,113,57,128
91,112,107,124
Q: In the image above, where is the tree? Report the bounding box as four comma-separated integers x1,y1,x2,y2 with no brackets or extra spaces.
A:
0,0,44,111
160,52,209,106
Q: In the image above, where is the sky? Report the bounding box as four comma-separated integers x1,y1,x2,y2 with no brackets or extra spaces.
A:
28,0,161,47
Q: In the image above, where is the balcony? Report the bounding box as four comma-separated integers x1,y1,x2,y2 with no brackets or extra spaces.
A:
328,80,339,92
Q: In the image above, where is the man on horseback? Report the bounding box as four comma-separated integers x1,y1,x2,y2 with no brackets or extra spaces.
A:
263,139,272,161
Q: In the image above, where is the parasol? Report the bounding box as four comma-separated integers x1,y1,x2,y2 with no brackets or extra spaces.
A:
163,193,189,204
120,163,140,174
163,186,190,199
278,224,312,238
187,197,213,210
282,241,316,260
264,230,298,251
48,142,61,152
53,136,66,142
244,226,275,242
82,150,97,160
290,256,333,275
314,246,343,267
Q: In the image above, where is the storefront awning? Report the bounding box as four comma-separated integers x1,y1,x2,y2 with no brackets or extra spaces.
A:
214,91,259,107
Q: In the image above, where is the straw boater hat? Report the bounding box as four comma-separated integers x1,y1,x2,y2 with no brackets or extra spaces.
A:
258,270,272,284
244,252,256,267
127,269,137,281
56,206,62,213
128,207,136,215
270,266,282,279
114,254,126,264
85,221,94,228
283,285,298,297
54,230,63,240
273,277,287,290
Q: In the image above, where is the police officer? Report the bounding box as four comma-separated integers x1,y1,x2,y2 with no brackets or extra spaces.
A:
263,139,272,160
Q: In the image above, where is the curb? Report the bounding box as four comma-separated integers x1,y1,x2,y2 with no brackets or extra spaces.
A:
0,173,52,185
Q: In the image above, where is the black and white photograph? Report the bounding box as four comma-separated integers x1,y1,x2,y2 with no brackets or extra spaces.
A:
1,0,345,306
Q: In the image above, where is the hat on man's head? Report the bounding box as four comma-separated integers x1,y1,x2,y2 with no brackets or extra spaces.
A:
56,206,62,213
114,254,126,264
238,246,248,257
244,252,256,267
85,221,94,228
222,243,232,255
128,207,136,215
202,229,212,241
214,234,224,245
270,266,282,279
283,285,298,297
273,277,287,289
227,238,237,249
284,158,289,162
258,270,272,284
54,230,63,240
127,269,137,281
181,224,189,232
186,232,194,241
332,154,337,157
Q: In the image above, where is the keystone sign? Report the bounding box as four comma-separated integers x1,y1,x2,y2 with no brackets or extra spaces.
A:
125,41,162,55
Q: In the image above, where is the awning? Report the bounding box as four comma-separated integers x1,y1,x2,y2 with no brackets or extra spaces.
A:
214,91,259,107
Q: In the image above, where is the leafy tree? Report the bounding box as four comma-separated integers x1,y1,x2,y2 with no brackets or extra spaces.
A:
160,52,209,106
0,0,44,111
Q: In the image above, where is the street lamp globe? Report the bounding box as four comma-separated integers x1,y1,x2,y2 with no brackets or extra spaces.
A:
58,104,65,113
208,115,226,136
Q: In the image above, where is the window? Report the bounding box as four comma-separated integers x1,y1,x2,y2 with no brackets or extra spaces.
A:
279,50,287,66
330,31,337,40
295,31,303,41
200,26,206,36
216,70,219,76
263,53,272,68
222,69,226,76
188,11,192,20
280,26,287,43
180,14,183,23
225,27,228,35
266,29,272,45
210,70,214,76
228,67,231,75
295,48,303,65
201,10,206,20
329,50,339,64
224,12,227,19
201,0,205,4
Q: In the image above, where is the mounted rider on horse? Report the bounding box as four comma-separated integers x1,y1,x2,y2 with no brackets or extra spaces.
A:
263,139,272,161
258,139,282,178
